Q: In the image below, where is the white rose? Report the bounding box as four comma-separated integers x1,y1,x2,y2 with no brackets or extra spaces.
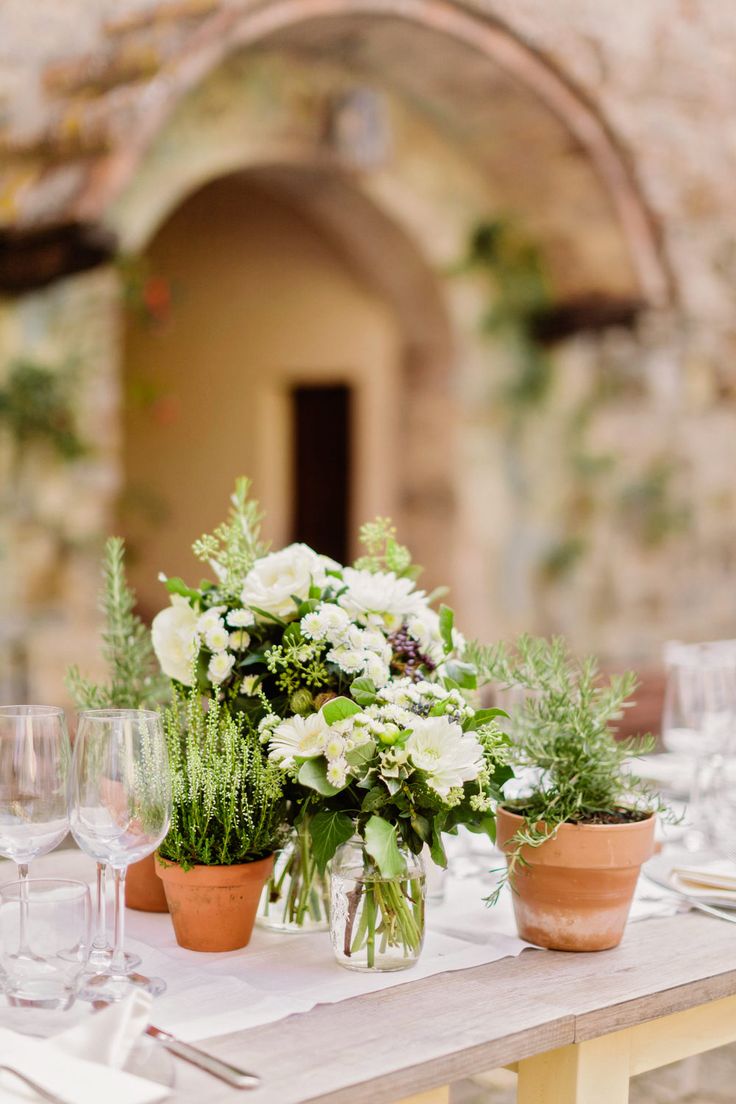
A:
208,651,236,685
152,597,200,685
241,543,327,621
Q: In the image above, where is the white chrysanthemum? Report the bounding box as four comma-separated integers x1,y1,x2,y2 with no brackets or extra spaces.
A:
365,655,390,687
152,596,200,685
406,715,483,797
241,543,328,621
301,612,327,640
268,713,330,766
197,606,227,633
327,647,366,674
240,674,260,695
324,734,346,761
226,608,255,628
207,651,236,685
229,630,251,650
326,759,348,788
204,623,230,653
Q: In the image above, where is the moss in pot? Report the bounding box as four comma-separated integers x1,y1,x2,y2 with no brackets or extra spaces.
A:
469,635,668,951
157,689,288,952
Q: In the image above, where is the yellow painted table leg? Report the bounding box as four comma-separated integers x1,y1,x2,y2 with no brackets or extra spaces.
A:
397,1089,450,1104
517,1033,630,1104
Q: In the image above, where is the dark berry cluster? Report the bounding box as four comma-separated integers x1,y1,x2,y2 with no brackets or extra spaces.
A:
387,625,436,682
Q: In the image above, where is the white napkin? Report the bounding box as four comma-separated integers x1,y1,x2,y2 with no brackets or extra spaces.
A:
0,993,169,1104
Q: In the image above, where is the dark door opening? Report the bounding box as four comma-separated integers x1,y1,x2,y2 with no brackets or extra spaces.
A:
291,383,352,564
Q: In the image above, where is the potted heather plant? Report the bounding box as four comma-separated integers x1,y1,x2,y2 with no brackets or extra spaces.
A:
156,688,287,951
469,635,665,951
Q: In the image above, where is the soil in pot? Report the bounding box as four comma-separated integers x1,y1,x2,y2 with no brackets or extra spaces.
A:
126,854,169,913
156,854,274,951
496,805,656,952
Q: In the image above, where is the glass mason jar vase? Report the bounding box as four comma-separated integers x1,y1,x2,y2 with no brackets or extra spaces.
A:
330,837,425,972
257,821,330,932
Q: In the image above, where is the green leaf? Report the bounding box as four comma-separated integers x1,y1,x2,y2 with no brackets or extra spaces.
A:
282,622,302,642
439,604,455,655
350,676,377,706
322,696,362,726
364,816,405,878
410,813,430,842
444,660,477,689
298,759,341,796
249,606,287,626
345,739,376,772
464,707,508,731
164,576,200,602
308,809,354,873
361,785,390,813
429,824,448,868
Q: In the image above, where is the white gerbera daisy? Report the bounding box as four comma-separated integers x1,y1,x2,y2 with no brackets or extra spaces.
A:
268,713,330,766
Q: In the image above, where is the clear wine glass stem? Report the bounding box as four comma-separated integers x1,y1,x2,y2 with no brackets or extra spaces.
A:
111,866,127,977
93,863,107,952
16,862,30,954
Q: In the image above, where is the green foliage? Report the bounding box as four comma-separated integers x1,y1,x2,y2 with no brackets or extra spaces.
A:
66,537,168,710
618,458,691,548
191,476,267,600
0,359,85,461
354,517,420,579
159,689,287,868
459,219,552,414
364,815,405,879
466,634,667,902
308,809,354,874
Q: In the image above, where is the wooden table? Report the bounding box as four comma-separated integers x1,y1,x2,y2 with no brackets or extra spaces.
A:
173,912,736,1104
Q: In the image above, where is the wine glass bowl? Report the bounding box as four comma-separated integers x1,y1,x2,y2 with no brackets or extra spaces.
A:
69,709,171,1001
0,706,70,869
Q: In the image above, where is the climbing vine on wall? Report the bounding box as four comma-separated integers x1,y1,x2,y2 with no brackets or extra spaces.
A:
458,218,690,585
0,358,86,465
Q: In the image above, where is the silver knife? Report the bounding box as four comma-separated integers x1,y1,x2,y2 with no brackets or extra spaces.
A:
145,1024,261,1089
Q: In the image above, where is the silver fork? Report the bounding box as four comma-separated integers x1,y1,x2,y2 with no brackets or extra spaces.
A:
0,1063,71,1104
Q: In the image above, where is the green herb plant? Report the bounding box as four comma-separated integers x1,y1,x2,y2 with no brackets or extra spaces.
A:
466,634,667,902
159,688,287,869
66,536,168,709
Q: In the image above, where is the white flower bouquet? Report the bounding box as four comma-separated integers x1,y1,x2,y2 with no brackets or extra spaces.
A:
151,479,512,954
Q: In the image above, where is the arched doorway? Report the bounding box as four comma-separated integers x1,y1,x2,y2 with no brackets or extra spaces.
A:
121,167,453,616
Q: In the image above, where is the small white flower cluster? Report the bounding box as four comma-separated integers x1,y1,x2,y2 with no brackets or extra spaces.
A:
152,598,254,687
261,682,485,801
301,603,393,686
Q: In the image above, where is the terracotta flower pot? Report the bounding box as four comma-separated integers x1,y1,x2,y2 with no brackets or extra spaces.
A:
156,854,274,951
496,806,656,952
126,855,170,913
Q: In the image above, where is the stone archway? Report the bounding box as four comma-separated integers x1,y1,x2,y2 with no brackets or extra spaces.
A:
68,0,671,309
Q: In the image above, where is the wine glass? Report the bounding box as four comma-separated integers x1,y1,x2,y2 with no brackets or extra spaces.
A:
0,706,70,955
662,647,736,852
68,709,171,1002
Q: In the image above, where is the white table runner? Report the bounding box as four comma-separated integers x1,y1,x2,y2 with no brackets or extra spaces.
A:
3,849,676,1043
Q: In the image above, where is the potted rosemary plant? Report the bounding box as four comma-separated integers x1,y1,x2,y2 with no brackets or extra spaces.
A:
156,688,287,951
66,536,169,913
469,635,664,951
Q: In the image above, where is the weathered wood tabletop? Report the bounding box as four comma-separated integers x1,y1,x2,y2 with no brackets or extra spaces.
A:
172,911,736,1104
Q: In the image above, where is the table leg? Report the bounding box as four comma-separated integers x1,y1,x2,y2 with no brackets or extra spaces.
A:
517,1033,630,1104
396,1089,450,1104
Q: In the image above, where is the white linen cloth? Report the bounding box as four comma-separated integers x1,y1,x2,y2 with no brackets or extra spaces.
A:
0,993,168,1103
4,848,677,1045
